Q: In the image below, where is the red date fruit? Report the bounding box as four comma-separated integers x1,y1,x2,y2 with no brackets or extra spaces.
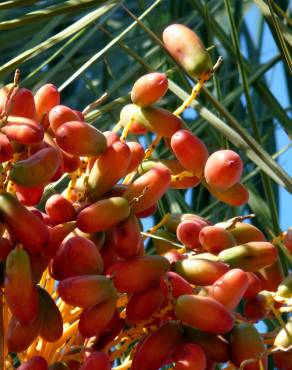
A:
51,236,104,280
5,248,39,324
175,294,234,334
57,274,115,307
107,255,170,293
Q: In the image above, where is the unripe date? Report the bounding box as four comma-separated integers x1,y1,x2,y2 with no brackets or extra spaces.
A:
34,83,60,129
0,133,13,162
78,294,117,338
228,222,266,244
199,225,236,253
208,182,249,206
7,313,42,353
0,193,49,252
175,294,234,334
45,194,76,225
5,248,39,324
132,321,183,370
10,147,61,186
209,268,248,310
204,150,243,191
174,343,207,370
57,274,115,307
76,197,130,233
107,255,170,293
131,72,168,107
231,323,267,370
1,116,44,144
126,285,164,323
184,326,231,363
87,141,131,196
218,242,278,271
51,236,104,280
15,184,45,206
176,220,204,249
162,24,212,78
124,165,171,213
171,130,209,175
120,104,182,137
55,120,107,157
49,104,81,133
38,287,63,342
110,213,142,259
174,258,229,285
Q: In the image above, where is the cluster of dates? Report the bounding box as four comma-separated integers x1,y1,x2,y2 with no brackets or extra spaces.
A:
0,23,291,370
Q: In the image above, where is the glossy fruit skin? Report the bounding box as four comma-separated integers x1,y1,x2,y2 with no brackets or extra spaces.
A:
126,141,145,173
1,116,44,144
45,194,76,225
45,221,76,258
76,197,131,233
126,285,164,323
209,269,248,310
131,72,168,107
0,133,13,162
15,184,45,206
51,236,104,280
174,258,229,286
38,287,63,342
49,104,81,133
160,271,194,298
228,222,266,244
199,225,236,253
120,104,182,137
218,242,278,271
162,24,212,78
231,323,267,370
166,213,211,233
10,147,61,186
18,356,48,370
0,193,49,252
79,352,111,370
57,274,115,307
132,321,183,370
78,294,117,338
5,248,39,324
107,255,170,293
55,120,107,157
124,165,171,213
4,87,36,119
7,313,43,353
244,294,271,322
174,343,207,370
171,130,209,175
176,220,204,249
204,150,243,191
87,141,131,196
208,182,249,206
110,213,142,259
34,83,60,129
184,326,231,363
175,294,234,334
243,272,262,298
152,229,177,254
